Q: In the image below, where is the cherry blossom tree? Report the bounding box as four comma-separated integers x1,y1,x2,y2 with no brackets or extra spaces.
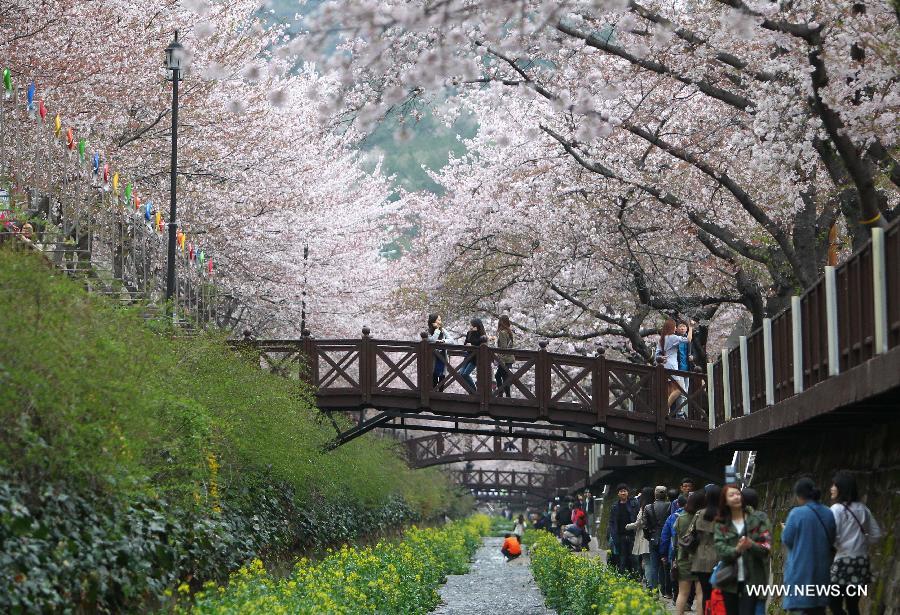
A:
1,0,400,336
291,0,898,356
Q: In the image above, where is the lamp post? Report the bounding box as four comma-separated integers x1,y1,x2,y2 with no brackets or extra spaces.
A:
300,242,309,334
164,31,185,304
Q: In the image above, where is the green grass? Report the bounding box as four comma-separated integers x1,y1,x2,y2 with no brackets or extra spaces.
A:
0,246,454,515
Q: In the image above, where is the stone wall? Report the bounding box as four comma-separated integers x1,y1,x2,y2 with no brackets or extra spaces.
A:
752,420,899,615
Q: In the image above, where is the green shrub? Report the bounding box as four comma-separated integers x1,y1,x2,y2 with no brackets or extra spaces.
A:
187,515,491,614
0,247,470,611
0,247,453,509
490,515,515,535
529,532,665,615
0,475,426,613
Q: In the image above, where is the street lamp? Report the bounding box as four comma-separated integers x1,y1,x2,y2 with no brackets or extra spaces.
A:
164,31,185,304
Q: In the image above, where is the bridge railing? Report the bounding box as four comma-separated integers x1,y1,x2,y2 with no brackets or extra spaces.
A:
403,432,589,468
708,222,900,428
236,330,710,440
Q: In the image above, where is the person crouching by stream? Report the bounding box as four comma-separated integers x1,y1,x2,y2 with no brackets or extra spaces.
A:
501,533,522,561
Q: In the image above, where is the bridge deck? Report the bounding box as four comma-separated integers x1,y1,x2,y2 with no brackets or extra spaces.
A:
244,336,709,443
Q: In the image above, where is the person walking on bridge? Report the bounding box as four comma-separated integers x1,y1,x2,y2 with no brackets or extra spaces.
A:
458,317,485,393
427,314,450,388
656,318,693,414
494,315,515,397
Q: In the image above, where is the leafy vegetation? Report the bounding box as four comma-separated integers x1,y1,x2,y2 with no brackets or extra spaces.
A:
490,515,516,536
0,246,469,611
186,515,491,614
529,532,666,615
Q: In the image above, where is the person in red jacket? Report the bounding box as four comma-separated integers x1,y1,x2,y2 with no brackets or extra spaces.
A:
501,533,522,561
572,504,592,550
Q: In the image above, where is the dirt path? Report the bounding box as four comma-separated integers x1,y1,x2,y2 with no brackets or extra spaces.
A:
432,537,555,614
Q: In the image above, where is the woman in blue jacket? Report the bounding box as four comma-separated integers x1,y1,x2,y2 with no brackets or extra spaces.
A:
781,478,836,614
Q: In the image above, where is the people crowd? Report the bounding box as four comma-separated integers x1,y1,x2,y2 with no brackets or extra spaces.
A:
596,474,882,615
432,319,883,614
425,314,703,417
426,313,515,395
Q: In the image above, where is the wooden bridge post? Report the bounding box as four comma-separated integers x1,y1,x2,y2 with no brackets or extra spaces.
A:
360,327,373,403
418,331,430,407
300,329,318,388
762,318,775,406
655,356,667,433
537,341,550,419
825,266,840,376
739,336,751,415
706,361,716,429
872,228,889,355
791,296,804,394
594,345,608,426
721,349,732,421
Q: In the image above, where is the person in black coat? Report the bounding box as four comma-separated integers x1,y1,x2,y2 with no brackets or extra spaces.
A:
607,483,640,576
458,317,485,392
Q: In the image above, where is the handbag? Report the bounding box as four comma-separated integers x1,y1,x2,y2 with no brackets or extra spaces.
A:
713,560,738,586
677,514,698,552
712,522,745,588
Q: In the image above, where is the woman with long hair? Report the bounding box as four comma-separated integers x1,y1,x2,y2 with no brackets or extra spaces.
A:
674,490,705,615
494,315,515,397
427,313,449,388
458,317,485,392
829,471,882,615
656,318,693,411
513,514,526,540
692,485,721,615
713,484,772,615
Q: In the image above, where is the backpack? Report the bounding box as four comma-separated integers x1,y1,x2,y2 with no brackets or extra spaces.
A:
704,589,727,615
643,501,668,548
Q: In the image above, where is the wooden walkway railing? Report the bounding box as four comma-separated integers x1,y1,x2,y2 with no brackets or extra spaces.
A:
708,223,900,428
445,469,569,496
404,433,588,470
238,332,710,442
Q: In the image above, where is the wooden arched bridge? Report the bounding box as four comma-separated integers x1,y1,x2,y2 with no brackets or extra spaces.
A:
404,433,588,471
237,331,717,480
243,334,708,441
446,469,577,501
238,223,900,489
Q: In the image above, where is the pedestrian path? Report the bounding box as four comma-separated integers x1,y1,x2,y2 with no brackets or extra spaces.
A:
432,536,555,614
